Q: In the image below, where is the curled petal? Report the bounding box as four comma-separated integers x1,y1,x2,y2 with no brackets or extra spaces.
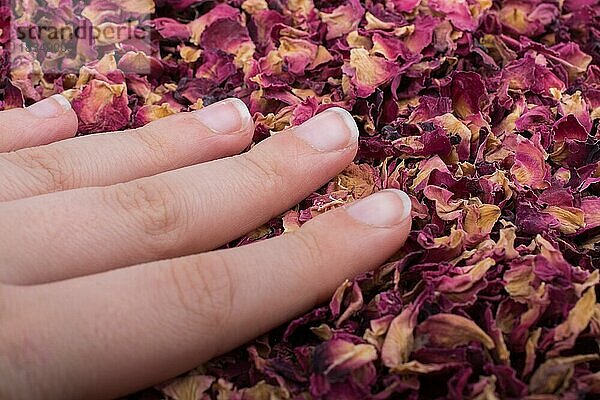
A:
344,48,400,98
415,314,496,350
510,135,550,190
381,305,418,369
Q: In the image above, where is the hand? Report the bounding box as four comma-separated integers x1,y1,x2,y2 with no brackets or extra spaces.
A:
0,95,412,399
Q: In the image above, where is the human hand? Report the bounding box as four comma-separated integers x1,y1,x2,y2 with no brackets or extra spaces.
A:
0,95,412,399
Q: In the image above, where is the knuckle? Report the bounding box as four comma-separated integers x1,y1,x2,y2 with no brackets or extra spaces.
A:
236,150,287,195
290,231,329,276
167,256,236,330
6,147,76,192
288,231,335,303
106,179,185,249
131,127,177,170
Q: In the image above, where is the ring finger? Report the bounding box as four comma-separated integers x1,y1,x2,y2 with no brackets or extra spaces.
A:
0,98,254,202
0,108,359,285
0,94,78,152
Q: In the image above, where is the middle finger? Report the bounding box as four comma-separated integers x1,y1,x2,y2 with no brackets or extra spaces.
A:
0,108,358,285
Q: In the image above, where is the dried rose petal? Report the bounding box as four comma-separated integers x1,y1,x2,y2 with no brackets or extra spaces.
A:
71,79,131,134
7,0,600,397
344,48,401,98
415,313,496,350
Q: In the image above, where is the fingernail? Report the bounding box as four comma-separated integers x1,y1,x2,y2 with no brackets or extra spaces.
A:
347,189,412,227
294,107,359,151
26,94,71,118
192,98,251,134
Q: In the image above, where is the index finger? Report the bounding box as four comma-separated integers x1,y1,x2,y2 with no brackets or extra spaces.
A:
0,190,412,399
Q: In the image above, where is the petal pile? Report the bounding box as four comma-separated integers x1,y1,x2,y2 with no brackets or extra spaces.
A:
2,0,600,398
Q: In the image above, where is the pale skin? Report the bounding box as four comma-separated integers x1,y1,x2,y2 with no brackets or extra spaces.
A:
0,95,412,399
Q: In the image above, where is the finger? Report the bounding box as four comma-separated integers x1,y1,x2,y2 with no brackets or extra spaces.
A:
0,94,78,152
0,108,359,285
1,190,412,399
0,98,254,202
